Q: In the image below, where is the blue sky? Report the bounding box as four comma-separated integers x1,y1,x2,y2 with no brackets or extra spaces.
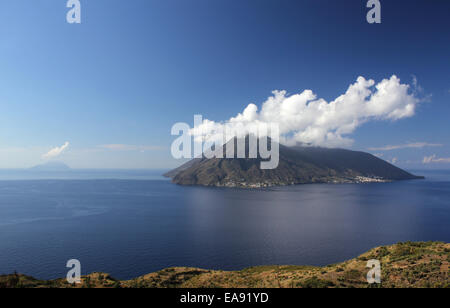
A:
0,0,449,169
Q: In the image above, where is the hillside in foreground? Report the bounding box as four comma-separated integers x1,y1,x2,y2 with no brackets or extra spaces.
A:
1,242,448,288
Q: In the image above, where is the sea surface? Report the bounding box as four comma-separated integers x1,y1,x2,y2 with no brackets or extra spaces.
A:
0,169,449,280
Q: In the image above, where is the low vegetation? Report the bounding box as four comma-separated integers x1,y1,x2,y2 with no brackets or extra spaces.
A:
1,242,448,288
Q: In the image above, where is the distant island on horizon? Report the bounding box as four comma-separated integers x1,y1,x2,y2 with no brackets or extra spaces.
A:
165,139,424,188
29,161,72,172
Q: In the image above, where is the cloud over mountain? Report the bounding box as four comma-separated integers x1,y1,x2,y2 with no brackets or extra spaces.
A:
191,75,421,147
42,142,70,159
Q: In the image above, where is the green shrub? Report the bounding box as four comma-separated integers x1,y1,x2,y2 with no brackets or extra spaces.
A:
344,270,362,280
298,277,335,288
376,247,390,258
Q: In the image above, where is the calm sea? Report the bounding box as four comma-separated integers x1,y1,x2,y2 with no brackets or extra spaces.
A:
0,169,449,280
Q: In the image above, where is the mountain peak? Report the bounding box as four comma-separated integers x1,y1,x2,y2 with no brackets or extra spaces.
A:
30,161,71,171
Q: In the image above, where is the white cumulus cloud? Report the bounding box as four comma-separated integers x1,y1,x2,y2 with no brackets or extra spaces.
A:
423,155,450,164
98,144,165,152
42,142,70,159
191,75,421,147
368,142,443,151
